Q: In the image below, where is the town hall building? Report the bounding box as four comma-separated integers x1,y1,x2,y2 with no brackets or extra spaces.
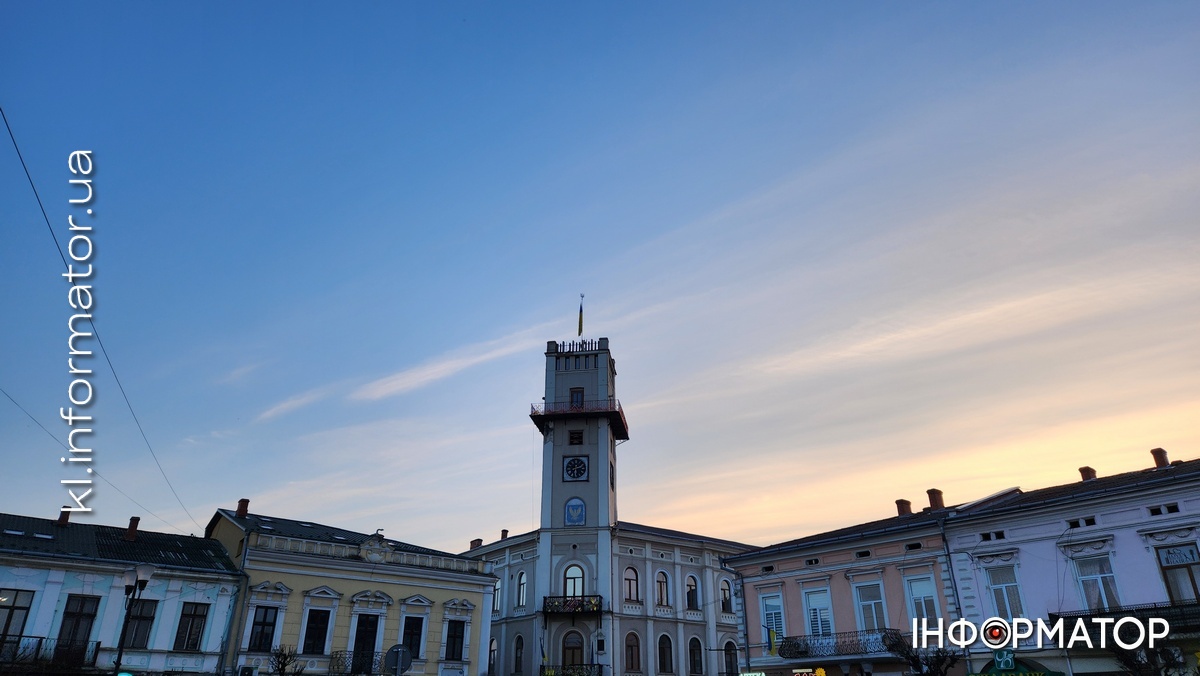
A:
468,338,752,676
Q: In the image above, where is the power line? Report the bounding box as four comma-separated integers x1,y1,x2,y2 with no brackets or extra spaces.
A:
0,385,190,534
1,106,204,532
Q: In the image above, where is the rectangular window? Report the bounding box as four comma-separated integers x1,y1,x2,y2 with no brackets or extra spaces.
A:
1076,556,1121,611
760,593,784,640
402,616,424,658
57,595,99,645
570,388,584,408
907,578,938,622
803,589,832,636
855,584,885,631
0,589,35,643
302,609,331,655
248,606,278,652
1157,544,1200,603
123,599,157,650
445,620,465,661
173,603,209,652
986,566,1023,619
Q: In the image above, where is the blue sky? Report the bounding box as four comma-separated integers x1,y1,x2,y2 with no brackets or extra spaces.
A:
2,3,1198,553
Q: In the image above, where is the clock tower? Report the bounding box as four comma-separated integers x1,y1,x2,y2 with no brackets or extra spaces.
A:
530,337,628,530
472,338,746,676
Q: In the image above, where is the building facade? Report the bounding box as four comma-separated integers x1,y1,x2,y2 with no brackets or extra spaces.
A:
944,448,1200,676
206,499,497,676
469,339,751,676
0,510,242,674
726,489,991,676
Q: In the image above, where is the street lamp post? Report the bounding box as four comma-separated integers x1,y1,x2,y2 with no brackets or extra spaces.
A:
113,563,156,675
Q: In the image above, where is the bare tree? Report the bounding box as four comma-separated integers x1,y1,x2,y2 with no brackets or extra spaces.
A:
270,645,308,676
883,632,962,676
1109,645,1198,676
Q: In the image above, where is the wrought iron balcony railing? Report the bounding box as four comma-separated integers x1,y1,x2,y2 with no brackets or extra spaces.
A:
530,399,629,440
329,649,385,675
777,629,903,659
541,664,603,676
1049,599,1200,633
0,636,100,668
543,595,604,614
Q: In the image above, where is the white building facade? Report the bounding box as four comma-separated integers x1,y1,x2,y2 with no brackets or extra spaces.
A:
0,511,242,674
944,448,1200,676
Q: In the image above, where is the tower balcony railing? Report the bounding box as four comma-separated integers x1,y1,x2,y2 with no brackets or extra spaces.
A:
530,399,629,440
1049,599,1200,633
541,664,603,676
775,628,903,659
543,594,604,614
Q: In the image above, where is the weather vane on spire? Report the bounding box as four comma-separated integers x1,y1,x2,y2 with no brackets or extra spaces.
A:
578,294,584,337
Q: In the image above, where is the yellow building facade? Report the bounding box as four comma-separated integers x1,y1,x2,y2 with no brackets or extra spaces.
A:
207,499,496,676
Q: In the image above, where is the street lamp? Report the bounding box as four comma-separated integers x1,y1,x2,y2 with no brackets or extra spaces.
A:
113,563,156,675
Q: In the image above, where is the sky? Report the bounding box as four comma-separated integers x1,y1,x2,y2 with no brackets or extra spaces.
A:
1,3,1198,555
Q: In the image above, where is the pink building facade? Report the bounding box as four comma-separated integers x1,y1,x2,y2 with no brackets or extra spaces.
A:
726,490,992,676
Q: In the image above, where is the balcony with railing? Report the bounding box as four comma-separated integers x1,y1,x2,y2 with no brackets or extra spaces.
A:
541,664,603,676
329,649,384,675
530,400,629,440
1049,599,1200,633
775,629,903,660
0,636,101,669
543,595,604,615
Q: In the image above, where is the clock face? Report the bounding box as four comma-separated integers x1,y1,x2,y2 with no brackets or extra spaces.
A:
564,456,589,481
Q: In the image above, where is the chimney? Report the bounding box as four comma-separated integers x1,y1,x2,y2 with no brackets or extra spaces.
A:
470,538,483,550
124,516,140,542
501,529,509,540
1151,448,1169,468
56,507,71,527
927,488,945,511
896,499,912,516
1079,466,1097,481
236,498,249,518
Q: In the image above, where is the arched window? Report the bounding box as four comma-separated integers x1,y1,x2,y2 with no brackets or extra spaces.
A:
686,576,699,610
493,579,502,612
517,572,527,607
515,636,525,674
722,642,737,676
688,638,703,675
565,565,585,597
624,567,640,602
489,639,497,676
720,580,733,614
656,571,670,606
657,635,673,673
563,631,585,666
625,633,641,672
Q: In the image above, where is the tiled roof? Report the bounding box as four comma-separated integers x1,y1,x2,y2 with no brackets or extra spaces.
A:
615,521,753,551
209,509,475,561
0,513,240,574
725,508,952,563
951,457,1200,520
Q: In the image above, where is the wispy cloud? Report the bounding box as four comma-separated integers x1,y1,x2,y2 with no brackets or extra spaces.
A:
217,361,267,384
256,387,332,422
350,323,556,400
